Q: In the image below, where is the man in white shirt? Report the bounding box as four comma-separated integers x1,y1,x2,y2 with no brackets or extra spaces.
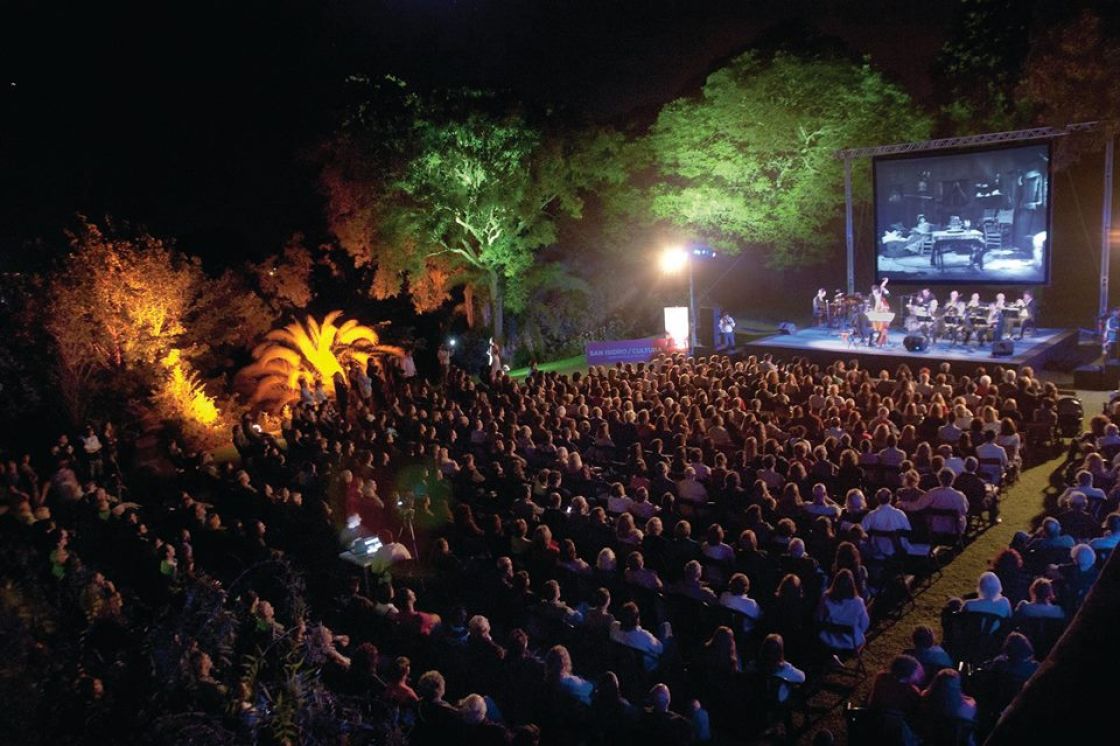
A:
1098,423,1120,450
938,420,963,444
1059,470,1107,508
676,467,709,505
373,529,413,571
400,349,417,379
914,468,969,535
938,445,965,476
804,483,842,519
861,488,914,558
975,430,1008,484
878,435,906,468
610,602,666,671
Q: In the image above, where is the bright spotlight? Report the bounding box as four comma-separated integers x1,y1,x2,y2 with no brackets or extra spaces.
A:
448,337,457,347
659,246,688,274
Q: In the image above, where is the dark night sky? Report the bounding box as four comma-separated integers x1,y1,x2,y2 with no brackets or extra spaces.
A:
1,1,953,268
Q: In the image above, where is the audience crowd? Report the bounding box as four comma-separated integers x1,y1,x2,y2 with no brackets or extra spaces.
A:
1,351,1111,744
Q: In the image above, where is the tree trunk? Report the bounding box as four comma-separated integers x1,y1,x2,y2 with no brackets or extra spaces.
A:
489,270,504,342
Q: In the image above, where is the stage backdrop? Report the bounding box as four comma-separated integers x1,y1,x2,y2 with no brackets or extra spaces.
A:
873,141,1051,286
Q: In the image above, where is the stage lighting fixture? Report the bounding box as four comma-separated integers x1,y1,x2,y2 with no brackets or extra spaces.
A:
659,246,688,274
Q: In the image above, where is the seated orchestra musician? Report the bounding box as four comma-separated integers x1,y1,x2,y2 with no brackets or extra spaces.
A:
824,287,1038,350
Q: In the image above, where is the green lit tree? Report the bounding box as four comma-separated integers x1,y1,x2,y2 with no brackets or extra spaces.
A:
322,81,625,340
639,52,931,268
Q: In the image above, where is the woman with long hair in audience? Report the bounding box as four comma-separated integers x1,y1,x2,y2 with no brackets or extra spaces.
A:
920,668,977,731
544,645,593,705
750,633,806,703
817,569,870,661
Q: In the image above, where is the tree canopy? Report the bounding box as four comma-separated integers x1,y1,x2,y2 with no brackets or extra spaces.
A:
322,82,625,340
641,52,931,267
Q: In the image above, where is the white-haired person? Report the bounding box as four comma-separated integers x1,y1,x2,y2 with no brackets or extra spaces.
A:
456,693,509,742
1051,544,1100,615
960,571,1012,620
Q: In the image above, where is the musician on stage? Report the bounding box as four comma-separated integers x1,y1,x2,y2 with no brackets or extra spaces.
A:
869,278,890,347
1106,308,1120,361
937,290,966,344
988,293,1008,343
944,290,965,316
1013,290,1037,339
962,293,986,346
915,287,935,310
813,288,829,327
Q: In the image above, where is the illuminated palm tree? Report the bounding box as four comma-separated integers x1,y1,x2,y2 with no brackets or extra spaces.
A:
239,311,401,411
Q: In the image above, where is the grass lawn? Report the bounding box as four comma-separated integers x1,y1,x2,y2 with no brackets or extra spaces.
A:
793,446,1069,744
508,354,587,378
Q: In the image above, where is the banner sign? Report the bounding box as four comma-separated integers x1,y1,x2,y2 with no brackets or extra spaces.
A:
585,337,664,364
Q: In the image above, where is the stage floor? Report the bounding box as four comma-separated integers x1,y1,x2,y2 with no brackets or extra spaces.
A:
743,326,1079,375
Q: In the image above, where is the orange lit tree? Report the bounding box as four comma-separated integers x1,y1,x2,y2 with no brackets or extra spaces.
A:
237,311,402,412
44,217,244,442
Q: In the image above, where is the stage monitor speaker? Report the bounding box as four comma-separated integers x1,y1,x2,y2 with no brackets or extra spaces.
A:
903,335,928,352
992,339,1015,357
778,322,797,335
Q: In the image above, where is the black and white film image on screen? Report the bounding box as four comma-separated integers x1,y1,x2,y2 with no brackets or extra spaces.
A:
873,142,1050,285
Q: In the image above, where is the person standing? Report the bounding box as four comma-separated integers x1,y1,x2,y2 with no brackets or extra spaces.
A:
813,289,829,327
437,343,452,384
488,339,502,381
401,347,417,380
718,312,736,350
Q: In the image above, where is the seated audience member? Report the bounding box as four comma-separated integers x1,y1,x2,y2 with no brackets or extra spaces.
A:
413,670,459,744
582,587,616,635
718,573,762,634
624,551,664,591
590,672,638,740
903,625,953,685
1058,470,1107,508
860,488,912,558
397,587,442,637
867,654,923,719
989,548,1030,606
804,483,842,519
537,580,583,625
610,602,668,671
817,569,870,655
960,571,1013,619
1014,577,1065,620
1090,512,1120,553
920,669,976,728
975,633,1039,720
667,560,718,603
373,528,413,570
749,633,806,704
384,656,420,707
456,693,509,745
699,626,740,675
914,468,969,535
1014,517,1075,554
544,645,593,705
975,429,1008,484
954,457,998,523
1052,544,1099,613
1057,492,1098,543
638,683,695,746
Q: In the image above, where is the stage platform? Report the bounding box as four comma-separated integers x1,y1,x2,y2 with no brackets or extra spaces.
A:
743,326,1079,376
